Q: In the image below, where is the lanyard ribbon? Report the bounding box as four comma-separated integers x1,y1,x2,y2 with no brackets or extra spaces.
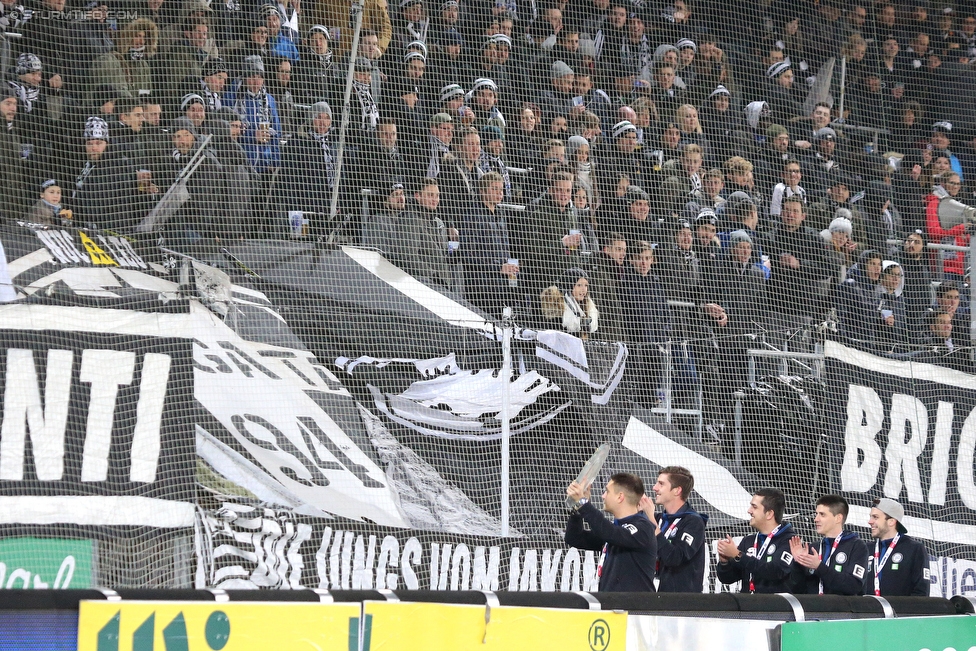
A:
748,524,782,593
873,535,900,596
819,533,844,594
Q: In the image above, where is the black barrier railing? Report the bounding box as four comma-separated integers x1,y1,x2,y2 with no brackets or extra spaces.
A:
1,589,971,620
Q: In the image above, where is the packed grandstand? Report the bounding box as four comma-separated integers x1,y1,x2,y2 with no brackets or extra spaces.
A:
0,0,974,598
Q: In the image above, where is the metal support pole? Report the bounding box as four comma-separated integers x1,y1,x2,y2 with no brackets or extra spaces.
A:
500,307,513,537
971,237,976,363
837,56,847,121
733,392,745,466
664,341,673,423
328,1,365,228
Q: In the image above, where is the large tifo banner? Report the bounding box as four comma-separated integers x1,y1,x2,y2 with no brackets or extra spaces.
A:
2,224,975,595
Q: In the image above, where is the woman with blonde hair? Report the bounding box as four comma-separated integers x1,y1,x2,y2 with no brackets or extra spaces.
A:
675,104,710,161
89,18,159,101
540,268,599,339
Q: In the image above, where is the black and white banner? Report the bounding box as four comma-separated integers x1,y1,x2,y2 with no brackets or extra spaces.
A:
824,340,976,550
0,329,195,527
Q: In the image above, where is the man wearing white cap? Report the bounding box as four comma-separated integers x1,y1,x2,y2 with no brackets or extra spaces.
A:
864,498,930,596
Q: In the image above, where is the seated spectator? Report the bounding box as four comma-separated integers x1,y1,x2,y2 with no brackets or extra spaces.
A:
469,78,505,133
724,156,765,215
835,249,883,343
421,112,454,179
655,219,703,304
506,107,540,178
926,172,970,278
701,168,726,211
159,17,215,105
897,229,934,326
267,57,298,139
699,85,742,162
719,192,770,272
918,309,970,370
619,240,672,404
354,117,405,205
608,185,657,250
675,104,710,161
819,215,858,270
90,18,158,102
180,93,208,132
590,233,629,342
70,117,139,231
715,230,768,336
876,260,909,351
362,184,405,254
462,172,517,317
24,179,65,225
767,196,838,319
480,126,512,200
278,102,336,232
693,208,722,280
185,58,230,112
390,178,454,290
801,127,846,191
517,171,598,299
567,135,597,206
540,61,576,126
156,117,225,241
541,268,599,340
769,158,807,219
229,55,281,176
935,281,971,348
262,5,299,62
0,88,29,220
8,53,63,142
294,25,339,104
647,63,685,120
439,127,484,216
661,143,705,216
765,60,804,125
756,124,793,190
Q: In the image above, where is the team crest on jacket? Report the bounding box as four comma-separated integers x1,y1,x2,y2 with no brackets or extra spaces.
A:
835,552,847,564
767,544,776,555
893,553,904,563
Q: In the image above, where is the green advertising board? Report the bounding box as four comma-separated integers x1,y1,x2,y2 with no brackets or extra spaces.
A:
0,537,94,589
781,615,976,651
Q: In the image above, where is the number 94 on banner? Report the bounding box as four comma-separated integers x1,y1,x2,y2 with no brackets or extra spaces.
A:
77,601,360,651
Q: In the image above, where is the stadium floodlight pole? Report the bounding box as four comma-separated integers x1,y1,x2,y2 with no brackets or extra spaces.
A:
500,306,513,537
328,0,366,230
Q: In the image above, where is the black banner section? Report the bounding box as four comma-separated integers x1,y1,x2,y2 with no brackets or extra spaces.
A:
0,330,196,524
824,340,976,561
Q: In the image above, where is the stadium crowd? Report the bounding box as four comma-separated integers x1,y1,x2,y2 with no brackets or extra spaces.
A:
2,0,975,384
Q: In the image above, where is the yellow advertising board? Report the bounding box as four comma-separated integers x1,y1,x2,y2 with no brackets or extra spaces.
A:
363,601,626,651
77,600,360,651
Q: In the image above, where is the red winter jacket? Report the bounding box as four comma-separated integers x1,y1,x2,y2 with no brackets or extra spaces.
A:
926,190,969,276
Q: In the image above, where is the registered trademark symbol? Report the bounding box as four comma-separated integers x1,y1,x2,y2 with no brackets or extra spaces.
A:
588,618,610,651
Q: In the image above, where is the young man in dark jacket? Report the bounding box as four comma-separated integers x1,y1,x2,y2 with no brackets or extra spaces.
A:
640,466,708,592
863,498,930,597
565,472,658,592
788,494,868,595
716,487,795,593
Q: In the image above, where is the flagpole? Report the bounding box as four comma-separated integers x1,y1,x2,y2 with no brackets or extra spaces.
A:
500,306,512,537
328,0,365,233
